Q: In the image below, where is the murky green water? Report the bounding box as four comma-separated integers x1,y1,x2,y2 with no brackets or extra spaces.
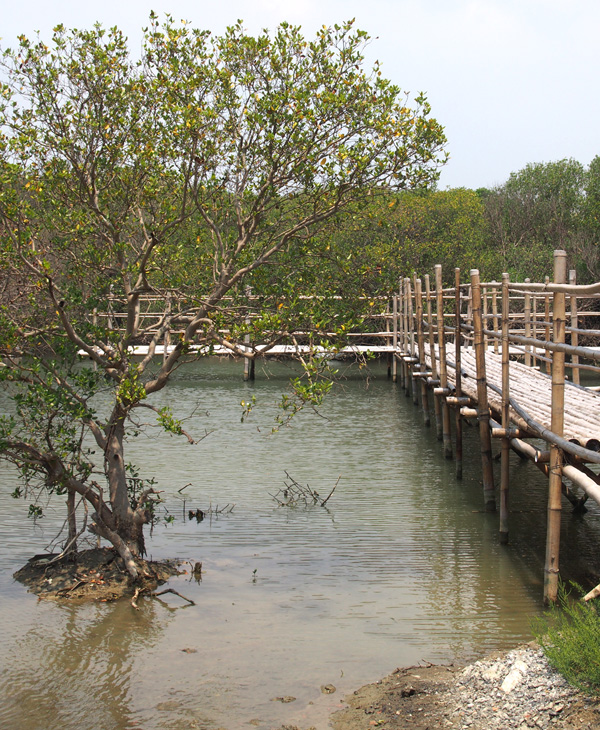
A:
1,358,599,730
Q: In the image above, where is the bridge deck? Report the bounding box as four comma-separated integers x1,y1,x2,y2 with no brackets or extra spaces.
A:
429,345,600,450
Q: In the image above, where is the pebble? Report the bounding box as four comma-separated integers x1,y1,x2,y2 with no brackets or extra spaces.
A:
439,646,578,730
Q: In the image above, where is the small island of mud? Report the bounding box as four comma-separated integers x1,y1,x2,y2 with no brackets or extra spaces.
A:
13,547,181,603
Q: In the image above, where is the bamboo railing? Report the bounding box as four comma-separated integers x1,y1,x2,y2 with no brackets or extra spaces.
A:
392,250,600,603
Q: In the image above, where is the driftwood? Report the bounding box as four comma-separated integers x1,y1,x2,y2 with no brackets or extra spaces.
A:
131,586,196,609
270,472,340,507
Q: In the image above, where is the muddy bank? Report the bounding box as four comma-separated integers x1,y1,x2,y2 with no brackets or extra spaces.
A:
13,547,181,602
330,645,600,730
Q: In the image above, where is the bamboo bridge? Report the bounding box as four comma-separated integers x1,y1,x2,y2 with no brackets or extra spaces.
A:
92,249,600,603
393,249,600,604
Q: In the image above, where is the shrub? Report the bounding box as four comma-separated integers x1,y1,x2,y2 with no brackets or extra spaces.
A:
533,582,600,694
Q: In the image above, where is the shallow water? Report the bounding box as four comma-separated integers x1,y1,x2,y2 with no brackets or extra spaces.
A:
1,358,599,730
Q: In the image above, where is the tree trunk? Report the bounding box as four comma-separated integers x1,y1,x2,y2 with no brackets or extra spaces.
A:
100,407,151,571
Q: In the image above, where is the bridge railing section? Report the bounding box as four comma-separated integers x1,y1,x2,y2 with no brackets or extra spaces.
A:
393,250,600,603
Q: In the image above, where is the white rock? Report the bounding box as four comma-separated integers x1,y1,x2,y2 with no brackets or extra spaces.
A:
500,660,529,694
482,665,503,682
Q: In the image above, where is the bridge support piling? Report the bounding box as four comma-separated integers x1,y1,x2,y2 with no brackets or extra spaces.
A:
425,275,443,440
392,294,398,382
415,278,430,426
544,250,567,604
435,265,453,459
408,276,419,406
403,278,410,395
471,268,496,512
454,269,463,478
500,273,510,544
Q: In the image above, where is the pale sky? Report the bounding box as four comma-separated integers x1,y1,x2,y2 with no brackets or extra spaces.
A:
2,0,599,190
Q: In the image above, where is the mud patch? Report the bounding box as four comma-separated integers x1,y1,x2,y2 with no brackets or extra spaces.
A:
13,547,181,602
332,663,460,730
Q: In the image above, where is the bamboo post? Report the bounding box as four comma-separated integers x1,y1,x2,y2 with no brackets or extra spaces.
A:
392,293,398,382
491,283,499,354
524,279,532,367
404,276,415,398
483,285,489,350
471,269,496,512
415,278,430,425
398,282,405,389
409,275,416,359
386,300,392,378
569,269,580,385
425,274,443,440
454,268,463,479
500,273,510,544
544,276,551,372
243,288,255,381
410,275,419,406
544,250,567,604
403,277,410,392
163,328,171,365
531,291,538,368
435,265,453,459
163,294,171,366
92,308,98,371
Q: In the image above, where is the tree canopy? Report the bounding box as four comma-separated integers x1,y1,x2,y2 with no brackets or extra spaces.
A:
0,17,447,573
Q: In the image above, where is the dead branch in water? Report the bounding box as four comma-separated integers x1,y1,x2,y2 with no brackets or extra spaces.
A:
131,586,196,609
270,472,341,507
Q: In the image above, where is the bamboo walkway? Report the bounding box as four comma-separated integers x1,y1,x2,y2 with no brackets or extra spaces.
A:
92,250,600,603
394,250,600,603
441,345,600,450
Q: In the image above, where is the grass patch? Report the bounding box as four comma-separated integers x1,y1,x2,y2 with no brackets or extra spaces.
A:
532,582,600,694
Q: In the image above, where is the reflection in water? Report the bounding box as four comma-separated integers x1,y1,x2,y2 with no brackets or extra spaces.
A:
0,599,170,730
1,359,599,729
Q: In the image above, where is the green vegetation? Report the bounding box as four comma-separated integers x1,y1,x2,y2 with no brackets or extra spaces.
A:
478,156,600,283
533,583,600,694
0,17,446,571
1,12,599,582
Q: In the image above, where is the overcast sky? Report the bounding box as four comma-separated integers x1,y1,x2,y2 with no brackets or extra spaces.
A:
2,0,598,190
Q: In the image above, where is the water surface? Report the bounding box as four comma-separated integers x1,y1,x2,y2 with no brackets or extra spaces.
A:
1,358,598,729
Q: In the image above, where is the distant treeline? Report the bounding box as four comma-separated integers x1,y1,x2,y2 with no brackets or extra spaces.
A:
325,157,600,290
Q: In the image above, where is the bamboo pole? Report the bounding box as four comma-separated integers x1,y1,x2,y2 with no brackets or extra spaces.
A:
244,288,254,381
524,279,532,368
483,285,489,351
415,278,430,425
92,308,98,371
435,265,453,459
454,269,463,478
544,250,567,605
425,274,443,440
410,275,419,405
398,282,406,389
569,269,580,385
500,273,510,544
492,283,499,354
409,275,416,359
544,276,551,372
531,291,538,368
471,269,496,512
403,278,410,392
404,278,413,398
385,300,392,378
392,293,398,383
